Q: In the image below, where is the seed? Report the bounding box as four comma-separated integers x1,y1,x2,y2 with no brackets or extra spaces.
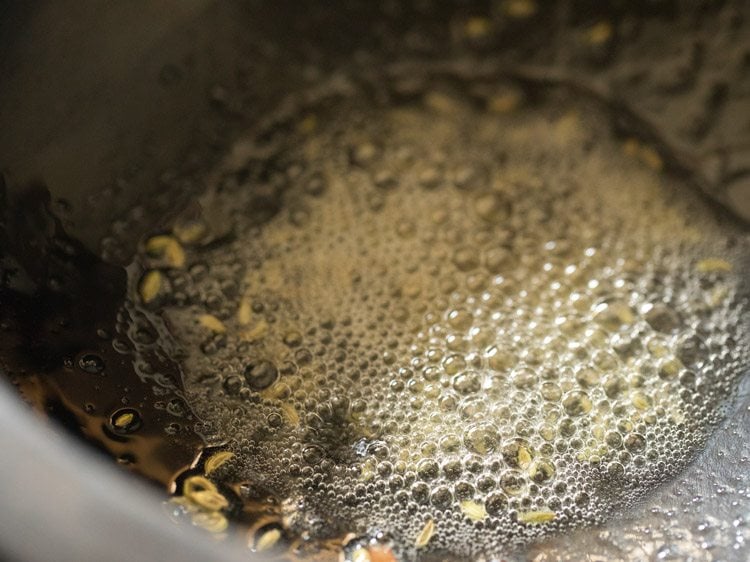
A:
110,408,141,434
463,17,492,39
415,519,436,548
183,474,229,511
144,235,185,268
138,270,163,303
173,217,208,245
280,403,300,426
190,489,229,512
517,510,556,524
183,475,217,496
502,439,533,469
696,258,733,273
503,0,537,19
254,526,283,552
585,21,613,45
237,298,252,325
459,499,487,521
192,511,228,533
204,451,234,475
240,320,269,342
631,392,651,410
199,314,226,333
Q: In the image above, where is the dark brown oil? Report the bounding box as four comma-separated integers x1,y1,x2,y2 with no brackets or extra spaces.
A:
0,184,203,488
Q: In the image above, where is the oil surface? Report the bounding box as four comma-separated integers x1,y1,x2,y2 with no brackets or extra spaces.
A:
120,73,750,560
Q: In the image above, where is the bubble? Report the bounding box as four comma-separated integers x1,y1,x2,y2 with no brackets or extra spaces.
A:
562,391,593,417
528,459,556,483
453,371,482,394
541,382,562,401
452,248,480,272
244,359,279,390
78,353,105,374
624,433,647,452
474,191,511,223
485,493,509,516
430,485,453,508
500,470,528,495
416,459,440,480
464,423,499,454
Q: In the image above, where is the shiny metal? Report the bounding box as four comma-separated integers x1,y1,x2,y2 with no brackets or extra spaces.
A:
1,1,749,561
0,379,255,562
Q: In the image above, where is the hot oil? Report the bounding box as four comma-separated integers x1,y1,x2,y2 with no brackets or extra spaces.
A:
2,68,747,561
0,185,204,488
118,71,750,561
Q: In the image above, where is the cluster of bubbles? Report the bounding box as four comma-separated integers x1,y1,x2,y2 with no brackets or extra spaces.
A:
123,75,749,559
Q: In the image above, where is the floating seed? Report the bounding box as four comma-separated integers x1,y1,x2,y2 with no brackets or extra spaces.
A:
144,235,186,268
253,524,283,552
192,511,228,533
415,519,436,548
696,258,733,273
190,489,229,512
138,270,163,304
199,314,226,333
459,499,487,521
110,408,142,434
517,510,556,524
204,451,234,475
173,217,208,245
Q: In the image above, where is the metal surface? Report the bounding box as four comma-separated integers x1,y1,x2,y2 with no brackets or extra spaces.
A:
1,1,749,561
0,378,253,562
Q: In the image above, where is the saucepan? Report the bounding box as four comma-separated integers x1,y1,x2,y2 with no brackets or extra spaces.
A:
1,1,749,561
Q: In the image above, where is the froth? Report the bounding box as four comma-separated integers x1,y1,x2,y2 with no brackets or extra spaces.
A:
123,79,750,560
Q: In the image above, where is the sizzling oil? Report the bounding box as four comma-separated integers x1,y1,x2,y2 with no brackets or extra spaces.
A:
74,75,750,560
